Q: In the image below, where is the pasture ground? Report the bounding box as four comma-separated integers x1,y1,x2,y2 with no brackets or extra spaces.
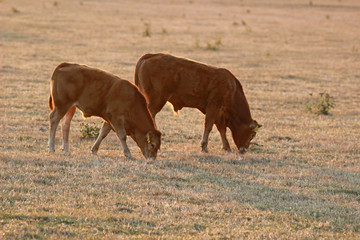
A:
1,0,360,239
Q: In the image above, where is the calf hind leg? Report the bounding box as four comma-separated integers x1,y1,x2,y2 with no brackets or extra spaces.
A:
49,108,66,152
61,106,76,152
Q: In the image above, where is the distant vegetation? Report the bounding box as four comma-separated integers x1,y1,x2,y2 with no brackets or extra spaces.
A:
162,28,168,34
194,38,222,51
306,92,335,115
143,23,151,37
205,38,222,51
11,7,20,13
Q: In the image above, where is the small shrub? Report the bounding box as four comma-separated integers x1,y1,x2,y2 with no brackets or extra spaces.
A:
194,39,200,49
12,7,20,13
215,38,222,46
80,123,100,139
162,28,168,34
206,38,222,51
245,26,252,32
206,43,218,51
305,92,335,115
143,23,151,37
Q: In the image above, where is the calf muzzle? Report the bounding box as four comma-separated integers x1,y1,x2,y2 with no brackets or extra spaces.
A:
238,147,247,154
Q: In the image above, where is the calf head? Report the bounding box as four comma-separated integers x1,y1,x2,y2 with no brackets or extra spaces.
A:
231,120,262,154
141,130,161,160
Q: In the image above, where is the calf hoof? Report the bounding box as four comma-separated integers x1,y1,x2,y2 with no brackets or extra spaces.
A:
201,147,208,153
62,148,70,153
91,148,98,155
223,147,231,152
201,142,208,153
124,152,133,159
146,157,156,162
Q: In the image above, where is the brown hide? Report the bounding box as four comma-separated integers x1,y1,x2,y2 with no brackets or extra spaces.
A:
48,62,161,159
135,53,261,153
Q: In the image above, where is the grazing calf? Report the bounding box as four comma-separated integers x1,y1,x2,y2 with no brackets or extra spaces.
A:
134,53,261,153
48,62,161,159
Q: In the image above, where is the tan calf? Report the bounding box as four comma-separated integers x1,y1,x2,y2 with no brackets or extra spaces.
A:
48,63,161,159
135,53,261,153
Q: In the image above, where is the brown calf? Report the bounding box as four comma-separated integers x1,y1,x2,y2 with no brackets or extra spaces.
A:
48,63,161,159
134,53,261,153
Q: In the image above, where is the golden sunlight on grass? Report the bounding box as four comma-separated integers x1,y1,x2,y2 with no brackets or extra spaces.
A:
1,0,360,238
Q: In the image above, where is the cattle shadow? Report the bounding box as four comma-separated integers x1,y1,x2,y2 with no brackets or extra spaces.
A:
158,156,360,233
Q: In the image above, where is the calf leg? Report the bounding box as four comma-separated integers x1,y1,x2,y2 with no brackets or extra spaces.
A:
201,109,217,153
215,123,231,151
147,98,167,130
115,128,132,159
61,106,76,152
49,108,66,152
91,121,112,155
148,97,167,119
113,117,132,159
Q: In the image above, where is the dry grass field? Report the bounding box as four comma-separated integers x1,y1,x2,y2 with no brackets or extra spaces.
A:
1,0,360,239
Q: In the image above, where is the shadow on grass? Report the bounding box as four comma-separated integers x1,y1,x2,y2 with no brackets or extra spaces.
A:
161,158,360,233
2,154,359,233
0,213,159,237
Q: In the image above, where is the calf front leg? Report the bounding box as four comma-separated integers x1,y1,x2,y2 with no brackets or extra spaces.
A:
216,123,231,151
148,96,167,119
113,117,132,159
201,110,216,153
115,129,132,159
91,121,112,155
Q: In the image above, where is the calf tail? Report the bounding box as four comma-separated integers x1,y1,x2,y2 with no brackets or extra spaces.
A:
134,53,154,86
48,62,71,111
48,95,53,111
134,59,144,87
